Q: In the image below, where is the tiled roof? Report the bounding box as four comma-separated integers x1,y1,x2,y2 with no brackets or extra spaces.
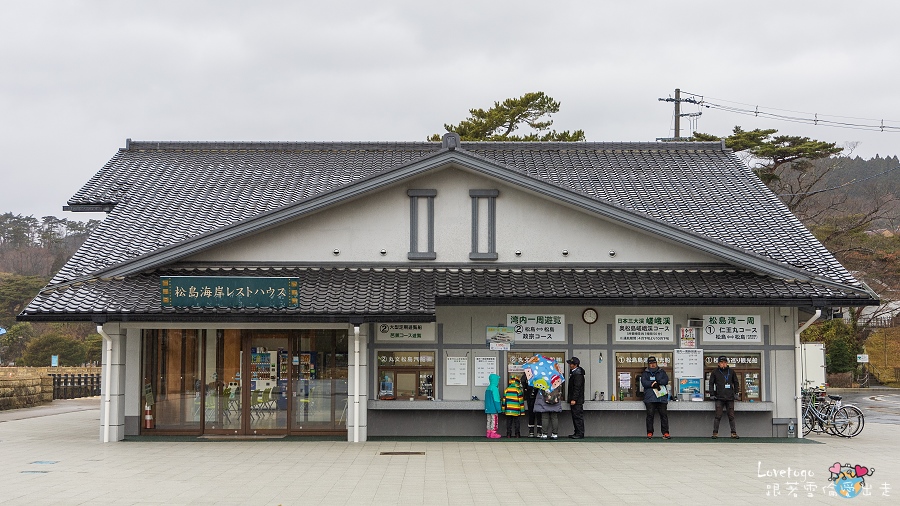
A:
21,267,874,321
25,139,876,321
53,140,858,288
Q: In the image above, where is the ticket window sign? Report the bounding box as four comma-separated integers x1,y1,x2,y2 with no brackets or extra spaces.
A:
702,315,762,343
507,314,566,342
614,315,674,342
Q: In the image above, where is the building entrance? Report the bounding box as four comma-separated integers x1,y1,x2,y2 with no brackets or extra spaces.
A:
142,328,348,436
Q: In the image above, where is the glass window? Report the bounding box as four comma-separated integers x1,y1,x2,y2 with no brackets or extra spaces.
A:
614,352,673,401
469,189,499,260
141,329,202,431
407,189,436,260
704,353,762,402
376,351,435,400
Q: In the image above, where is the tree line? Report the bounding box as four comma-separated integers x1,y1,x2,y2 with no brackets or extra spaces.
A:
0,212,101,277
1,212,101,366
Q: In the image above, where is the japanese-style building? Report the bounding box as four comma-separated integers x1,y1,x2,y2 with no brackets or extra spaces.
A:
19,134,877,441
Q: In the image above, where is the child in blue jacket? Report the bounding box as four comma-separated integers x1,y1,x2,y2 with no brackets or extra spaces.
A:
484,373,502,438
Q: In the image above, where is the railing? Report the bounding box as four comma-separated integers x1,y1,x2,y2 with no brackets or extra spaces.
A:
49,373,101,399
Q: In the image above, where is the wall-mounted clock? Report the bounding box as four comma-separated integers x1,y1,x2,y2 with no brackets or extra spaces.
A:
582,308,598,325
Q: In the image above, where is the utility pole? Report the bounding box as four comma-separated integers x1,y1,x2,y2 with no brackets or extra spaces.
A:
657,88,702,141
674,88,681,138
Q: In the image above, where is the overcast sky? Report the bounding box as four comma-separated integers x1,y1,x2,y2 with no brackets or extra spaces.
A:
3,1,899,221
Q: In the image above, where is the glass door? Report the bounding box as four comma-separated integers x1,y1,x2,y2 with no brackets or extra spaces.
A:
292,329,348,432
201,328,347,435
204,330,243,433
248,332,290,434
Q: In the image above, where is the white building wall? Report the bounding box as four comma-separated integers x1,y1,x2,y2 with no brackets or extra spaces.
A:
188,166,720,265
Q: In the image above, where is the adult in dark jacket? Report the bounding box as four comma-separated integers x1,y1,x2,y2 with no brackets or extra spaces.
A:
566,357,586,439
708,355,740,439
520,372,541,437
640,356,670,439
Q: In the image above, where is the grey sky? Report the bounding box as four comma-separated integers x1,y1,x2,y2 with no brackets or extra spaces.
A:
2,1,899,221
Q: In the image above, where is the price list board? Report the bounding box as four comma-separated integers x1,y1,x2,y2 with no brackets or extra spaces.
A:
673,349,704,379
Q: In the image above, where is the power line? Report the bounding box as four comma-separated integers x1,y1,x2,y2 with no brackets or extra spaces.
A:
673,91,900,133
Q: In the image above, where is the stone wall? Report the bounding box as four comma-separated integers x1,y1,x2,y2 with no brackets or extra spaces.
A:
0,371,53,410
0,367,100,411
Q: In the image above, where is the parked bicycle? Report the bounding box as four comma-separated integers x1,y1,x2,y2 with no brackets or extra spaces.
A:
801,386,865,437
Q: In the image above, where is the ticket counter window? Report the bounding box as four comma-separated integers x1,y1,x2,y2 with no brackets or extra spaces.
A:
704,353,762,402
376,351,435,400
614,352,673,401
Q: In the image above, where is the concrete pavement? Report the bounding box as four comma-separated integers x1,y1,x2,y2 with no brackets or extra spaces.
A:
0,396,898,505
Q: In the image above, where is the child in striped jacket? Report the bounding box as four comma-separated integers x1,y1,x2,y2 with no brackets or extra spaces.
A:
502,375,526,437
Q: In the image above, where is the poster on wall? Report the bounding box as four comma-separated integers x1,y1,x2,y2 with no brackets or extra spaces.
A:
474,356,496,386
614,315,674,342
619,372,632,389
446,356,468,386
702,315,762,343
680,327,697,348
507,314,566,342
375,323,436,342
486,326,515,347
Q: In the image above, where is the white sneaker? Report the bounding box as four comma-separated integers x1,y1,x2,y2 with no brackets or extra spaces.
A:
550,434,558,439
539,434,548,439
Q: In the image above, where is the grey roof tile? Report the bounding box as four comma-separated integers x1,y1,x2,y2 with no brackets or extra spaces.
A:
22,267,873,321
54,140,858,288
28,139,875,320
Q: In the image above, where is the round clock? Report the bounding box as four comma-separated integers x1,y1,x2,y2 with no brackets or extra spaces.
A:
582,308,598,324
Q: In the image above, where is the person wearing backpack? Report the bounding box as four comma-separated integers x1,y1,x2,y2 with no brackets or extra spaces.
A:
641,356,670,439
533,384,563,439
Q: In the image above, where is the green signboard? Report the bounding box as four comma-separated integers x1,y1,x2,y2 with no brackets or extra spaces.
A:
160,276,300,308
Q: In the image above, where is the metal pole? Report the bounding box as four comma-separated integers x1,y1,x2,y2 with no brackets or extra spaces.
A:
674,88,681,138
353,325,360,443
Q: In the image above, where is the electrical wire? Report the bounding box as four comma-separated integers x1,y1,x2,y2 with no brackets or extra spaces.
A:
676,91,900,133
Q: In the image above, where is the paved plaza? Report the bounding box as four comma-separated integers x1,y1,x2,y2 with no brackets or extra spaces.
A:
1,396,898,505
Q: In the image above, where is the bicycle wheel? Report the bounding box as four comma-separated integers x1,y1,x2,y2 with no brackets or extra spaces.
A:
802,409,819,436
833,406,865,437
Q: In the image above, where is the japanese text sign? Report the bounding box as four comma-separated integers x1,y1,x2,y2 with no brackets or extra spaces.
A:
507,314,566,342
615,315,674,342
160,276,299,308
702,315,762,343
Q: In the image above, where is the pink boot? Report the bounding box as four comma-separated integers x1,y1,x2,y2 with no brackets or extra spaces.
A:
489,430,501,439
486,430,492,438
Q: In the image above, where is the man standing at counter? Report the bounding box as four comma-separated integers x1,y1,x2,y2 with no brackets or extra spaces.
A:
566,357,586,439
641,356,670,439
709,355,740,439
